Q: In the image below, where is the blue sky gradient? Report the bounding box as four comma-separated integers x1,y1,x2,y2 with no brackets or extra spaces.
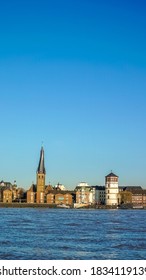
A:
0,0,146,189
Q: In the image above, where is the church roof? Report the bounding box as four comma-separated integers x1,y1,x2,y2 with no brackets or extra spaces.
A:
37,147,46,174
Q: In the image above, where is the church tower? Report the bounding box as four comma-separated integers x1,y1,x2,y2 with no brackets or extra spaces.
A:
36,147,46,203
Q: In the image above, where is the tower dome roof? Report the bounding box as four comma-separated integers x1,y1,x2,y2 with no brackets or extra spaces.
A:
106,172,118,178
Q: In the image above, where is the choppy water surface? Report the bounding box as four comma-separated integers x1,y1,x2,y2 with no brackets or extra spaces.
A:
0,208,146,260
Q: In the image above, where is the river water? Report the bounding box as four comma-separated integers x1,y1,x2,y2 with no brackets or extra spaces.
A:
0,208,146,260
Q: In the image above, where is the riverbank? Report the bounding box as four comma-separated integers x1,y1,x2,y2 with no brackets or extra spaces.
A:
0,202,145,209
0,203,57,208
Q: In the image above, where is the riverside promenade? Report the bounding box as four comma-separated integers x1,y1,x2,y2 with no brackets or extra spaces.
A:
0,203,145,209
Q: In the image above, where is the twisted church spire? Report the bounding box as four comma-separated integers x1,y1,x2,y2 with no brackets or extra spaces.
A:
37,146,46,174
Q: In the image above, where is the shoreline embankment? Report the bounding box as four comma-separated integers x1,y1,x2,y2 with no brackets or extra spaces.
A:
0,203,145,209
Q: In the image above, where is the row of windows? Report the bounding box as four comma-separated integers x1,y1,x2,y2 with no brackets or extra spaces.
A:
106,178,118,182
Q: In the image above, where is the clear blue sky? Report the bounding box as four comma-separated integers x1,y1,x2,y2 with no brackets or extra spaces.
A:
0,0,146,189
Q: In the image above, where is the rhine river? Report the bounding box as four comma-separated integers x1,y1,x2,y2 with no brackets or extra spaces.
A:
0,208,146,260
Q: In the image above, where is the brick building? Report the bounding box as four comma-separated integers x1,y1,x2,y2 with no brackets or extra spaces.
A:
3,189,12,203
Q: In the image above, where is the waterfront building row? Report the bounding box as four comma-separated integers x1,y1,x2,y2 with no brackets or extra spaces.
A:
27,189,75,205
1,147,146,208
1,180,146,208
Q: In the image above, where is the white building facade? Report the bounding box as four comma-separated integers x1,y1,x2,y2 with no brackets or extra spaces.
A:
94,186,105,205
75,182,95,204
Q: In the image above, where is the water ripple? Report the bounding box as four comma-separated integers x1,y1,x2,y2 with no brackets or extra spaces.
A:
0,208,146,259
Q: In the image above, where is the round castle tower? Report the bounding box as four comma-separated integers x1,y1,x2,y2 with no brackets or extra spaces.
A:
105,172,119,206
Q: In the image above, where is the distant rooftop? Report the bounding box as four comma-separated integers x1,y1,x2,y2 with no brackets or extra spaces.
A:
77,182,90,187
106,172,118,178
91,185,105,190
